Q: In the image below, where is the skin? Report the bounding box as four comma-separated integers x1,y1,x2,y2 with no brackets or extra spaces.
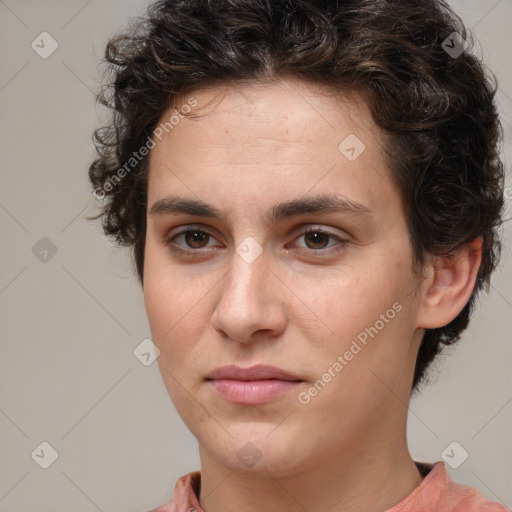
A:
143,77,482,512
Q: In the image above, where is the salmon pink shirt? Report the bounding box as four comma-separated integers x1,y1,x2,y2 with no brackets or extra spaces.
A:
146,461,510,512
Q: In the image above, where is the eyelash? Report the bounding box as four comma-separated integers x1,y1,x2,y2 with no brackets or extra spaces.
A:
164,225,349,257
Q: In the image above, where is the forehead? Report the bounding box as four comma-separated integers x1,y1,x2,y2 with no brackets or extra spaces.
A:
168,78,377,146
147,78,398,218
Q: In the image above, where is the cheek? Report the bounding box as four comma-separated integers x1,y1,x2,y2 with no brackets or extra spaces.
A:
144,273,206,413
144,243,192,337
297,252,416,379
143,253,212,376
297,265,398,341
144,279,201,356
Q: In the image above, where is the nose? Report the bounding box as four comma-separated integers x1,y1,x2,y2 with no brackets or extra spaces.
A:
211,245,287,344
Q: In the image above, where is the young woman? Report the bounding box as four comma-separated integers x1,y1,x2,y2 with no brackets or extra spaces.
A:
88,1,509,510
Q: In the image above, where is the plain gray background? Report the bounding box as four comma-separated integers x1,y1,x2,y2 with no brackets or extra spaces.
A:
0,1,511,511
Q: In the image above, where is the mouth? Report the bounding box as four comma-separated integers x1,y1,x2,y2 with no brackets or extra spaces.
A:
205,364,304,405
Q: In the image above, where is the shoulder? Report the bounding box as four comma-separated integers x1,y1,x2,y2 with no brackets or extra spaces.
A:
143,470,202,512
388,461,510,512
442,476,510,511
422,461,509,512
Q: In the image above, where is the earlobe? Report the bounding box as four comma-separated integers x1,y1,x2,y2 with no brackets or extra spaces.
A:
417,237,483,329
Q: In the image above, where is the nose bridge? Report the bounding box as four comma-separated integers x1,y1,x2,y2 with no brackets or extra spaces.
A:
223,239,268,308
212,239,282,341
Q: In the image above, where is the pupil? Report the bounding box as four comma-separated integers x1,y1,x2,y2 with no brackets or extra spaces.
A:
186,231,208,248
307,232,328,249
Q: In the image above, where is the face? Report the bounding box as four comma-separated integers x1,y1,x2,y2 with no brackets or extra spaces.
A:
143,78,425,477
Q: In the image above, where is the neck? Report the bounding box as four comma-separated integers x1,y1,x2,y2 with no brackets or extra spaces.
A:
198,428,423,512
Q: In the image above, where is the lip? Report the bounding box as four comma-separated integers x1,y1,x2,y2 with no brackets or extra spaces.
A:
206,364,302,381
206,365,304,405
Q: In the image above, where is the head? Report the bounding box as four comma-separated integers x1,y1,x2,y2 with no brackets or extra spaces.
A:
88,0,505,475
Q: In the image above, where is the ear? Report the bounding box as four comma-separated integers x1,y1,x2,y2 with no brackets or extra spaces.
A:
416,237,483,329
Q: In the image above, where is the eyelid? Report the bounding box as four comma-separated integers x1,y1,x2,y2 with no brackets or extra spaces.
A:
165,223,350,255
167,223,220,239
165,223,221,252
288,226,349,253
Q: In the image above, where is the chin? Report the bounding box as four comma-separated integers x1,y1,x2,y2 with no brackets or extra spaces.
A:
201,422,316,477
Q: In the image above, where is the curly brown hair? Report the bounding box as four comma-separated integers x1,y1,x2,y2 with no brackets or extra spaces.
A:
88,0,505,393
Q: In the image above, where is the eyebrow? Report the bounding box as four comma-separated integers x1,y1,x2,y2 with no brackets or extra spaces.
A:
148,194,373,226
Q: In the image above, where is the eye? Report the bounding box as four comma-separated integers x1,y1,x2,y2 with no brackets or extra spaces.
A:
290,227,348,255
165,225,218,255
164,225,349,257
